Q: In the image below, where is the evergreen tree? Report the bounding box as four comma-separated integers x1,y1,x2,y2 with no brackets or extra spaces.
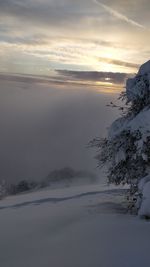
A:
91,60,150,212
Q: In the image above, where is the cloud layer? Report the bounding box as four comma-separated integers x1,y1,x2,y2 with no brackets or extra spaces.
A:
56,70,131,84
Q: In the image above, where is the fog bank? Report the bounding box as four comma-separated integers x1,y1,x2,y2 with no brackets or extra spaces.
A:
0,76,120,183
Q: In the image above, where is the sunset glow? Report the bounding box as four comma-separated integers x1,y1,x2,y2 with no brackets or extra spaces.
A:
0,0,150,92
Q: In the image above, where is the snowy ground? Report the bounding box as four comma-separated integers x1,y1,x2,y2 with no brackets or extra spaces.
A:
0,183,150,267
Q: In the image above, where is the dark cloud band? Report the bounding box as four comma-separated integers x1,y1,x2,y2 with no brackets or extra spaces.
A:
56,69,132,84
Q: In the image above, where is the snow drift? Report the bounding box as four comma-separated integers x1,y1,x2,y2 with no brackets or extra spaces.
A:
1,183,150,267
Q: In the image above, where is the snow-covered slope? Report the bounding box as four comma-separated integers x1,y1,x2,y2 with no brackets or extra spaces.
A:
0,184,150,267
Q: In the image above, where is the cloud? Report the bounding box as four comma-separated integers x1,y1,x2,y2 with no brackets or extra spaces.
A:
56,69,132,84
94,0,146,29
98,57,139,69
0,70,130,89
0,0,96,29
0,34,50,46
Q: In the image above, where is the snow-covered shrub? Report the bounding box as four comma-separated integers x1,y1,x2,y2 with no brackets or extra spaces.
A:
0,180,7,200
91,60,150,215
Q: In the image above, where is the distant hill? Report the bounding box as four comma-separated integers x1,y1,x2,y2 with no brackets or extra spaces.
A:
40,167,97,188
6,167,97,196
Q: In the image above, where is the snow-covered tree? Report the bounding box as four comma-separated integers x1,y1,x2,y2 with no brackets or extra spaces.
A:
91,60,150,216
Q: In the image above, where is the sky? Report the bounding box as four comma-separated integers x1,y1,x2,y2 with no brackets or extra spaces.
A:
0,0,150,183
0,0,150,93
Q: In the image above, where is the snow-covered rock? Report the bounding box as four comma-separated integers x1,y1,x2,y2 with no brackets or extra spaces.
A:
138,174,150,192
138,176,150,217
